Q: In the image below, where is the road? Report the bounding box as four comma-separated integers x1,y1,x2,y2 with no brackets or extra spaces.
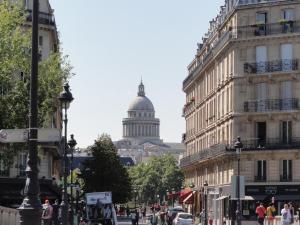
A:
118,222,148,225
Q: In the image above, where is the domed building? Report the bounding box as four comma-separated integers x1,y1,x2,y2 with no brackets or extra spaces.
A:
122,82,162,145
115,81,184,164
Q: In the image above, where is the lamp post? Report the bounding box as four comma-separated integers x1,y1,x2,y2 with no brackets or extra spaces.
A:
203,181,208,225
134,189,137,208
18,0,42,224
234,137,243,225
59,83,74,225
172,188,175,207
68,134,77,225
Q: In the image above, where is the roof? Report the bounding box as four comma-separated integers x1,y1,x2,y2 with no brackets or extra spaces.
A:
128,96,154,111
119,157,135,166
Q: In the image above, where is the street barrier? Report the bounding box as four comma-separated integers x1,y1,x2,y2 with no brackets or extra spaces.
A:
0,206,20,225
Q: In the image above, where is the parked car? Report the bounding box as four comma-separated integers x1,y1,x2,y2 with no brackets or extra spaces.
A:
173,212,194,225
167,207,184,225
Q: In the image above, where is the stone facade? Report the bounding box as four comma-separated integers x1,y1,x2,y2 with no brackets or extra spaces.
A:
181,0,300,224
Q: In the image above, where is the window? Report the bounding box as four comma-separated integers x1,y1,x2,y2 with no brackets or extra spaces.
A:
0,153,9,176
281,121,292,144
256,46,267,73
281,160,292,181
255,12,267,36
39,36,43,46
256,122,266,147
19,153,27,177
256,160,266,181
281,44,293,71
282,9,294,33
256,83,267,111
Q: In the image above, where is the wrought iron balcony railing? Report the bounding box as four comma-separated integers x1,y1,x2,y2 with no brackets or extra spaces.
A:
254,175,266,182
0,170,9,177
237,21,300,39
230,137,300,150
180,137,300,167
244,98,299,112
280,174,292,182
244,59,298,74
26,10,56,26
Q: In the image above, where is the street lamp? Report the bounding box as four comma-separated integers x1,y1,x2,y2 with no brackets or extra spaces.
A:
68,134,77,225
59,82,74,225
18,1,42,225
203,181,208,225
157,194,160,205
134,189,137,208
172,188,175,207
234,137,243,225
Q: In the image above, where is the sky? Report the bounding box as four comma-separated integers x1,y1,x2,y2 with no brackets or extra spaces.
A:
50,0,224,148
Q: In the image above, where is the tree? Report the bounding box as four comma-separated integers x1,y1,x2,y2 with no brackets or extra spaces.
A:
129,154,184,204
80,134,132,203
0,1,72,165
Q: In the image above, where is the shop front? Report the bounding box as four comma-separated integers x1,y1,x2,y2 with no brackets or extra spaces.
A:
245,184,300,217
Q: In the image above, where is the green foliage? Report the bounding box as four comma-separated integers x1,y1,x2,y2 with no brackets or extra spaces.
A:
0,1,72,165
128,154,184,204
80,134,132,203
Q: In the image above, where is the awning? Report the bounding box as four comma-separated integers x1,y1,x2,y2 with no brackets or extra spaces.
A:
183,191,195,204
216,196,229,201
179,188,193,204
230,196,254,200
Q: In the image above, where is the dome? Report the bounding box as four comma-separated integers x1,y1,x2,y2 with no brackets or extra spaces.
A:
128,96,154,111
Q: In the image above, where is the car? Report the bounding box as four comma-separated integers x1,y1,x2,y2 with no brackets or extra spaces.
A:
173,212,194,225
167,207,185,225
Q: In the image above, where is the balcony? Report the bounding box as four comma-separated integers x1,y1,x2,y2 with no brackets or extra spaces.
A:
244,59,298,74
244,98,299,112
254,175,266,182
237,21,300,39
234,137,300,150
26,10,56,26
280,174,292,182
180,143,229,167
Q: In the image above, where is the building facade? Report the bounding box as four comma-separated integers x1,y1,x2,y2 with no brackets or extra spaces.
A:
115,82,184,164
181,0,300,223
0,0,61,207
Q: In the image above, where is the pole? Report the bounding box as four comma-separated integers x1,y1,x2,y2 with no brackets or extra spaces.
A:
18,0,42,224
70,149,74,225
236,157,241,225
204,192,207,225
60,106,69,225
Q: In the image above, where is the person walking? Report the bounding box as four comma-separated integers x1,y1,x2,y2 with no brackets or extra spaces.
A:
281,204,292,225
288,202,294,225
256,202,266,225
52,199,60,225
42,199,53,225
135,209,140,225
266,203,276,225
104,204,113,225
131,210,137,225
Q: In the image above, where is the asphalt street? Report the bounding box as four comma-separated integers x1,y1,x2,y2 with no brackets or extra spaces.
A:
118,222,148,225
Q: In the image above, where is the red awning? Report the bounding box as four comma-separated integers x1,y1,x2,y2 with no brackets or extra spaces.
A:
182,191,195,204
179,188,192,204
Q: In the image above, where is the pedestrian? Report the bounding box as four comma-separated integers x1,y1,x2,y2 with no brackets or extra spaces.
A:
256,202,266,225
150,209,159,225
126,205,131,218
42,199,53,225
266,203,276,225
52,199,60,225
135,209,140,225
288,202,294,224
160,210,166,225
79,217,87,225
281,204,292,225
131,210,137,225
104,204,112,225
